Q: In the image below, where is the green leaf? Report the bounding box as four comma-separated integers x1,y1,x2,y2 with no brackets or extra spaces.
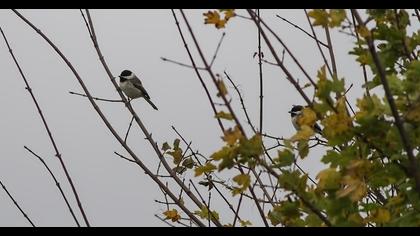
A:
316,168,341,191
162,142,171,152
167,149,183,165
239,220,252,227
237,134,263,159
307,9,329,27
194,206,220,221
173,138,181,150
273,149,295,167
297,140,309,159
172,166,187,175
182,157,195,169
329,9,346,27
215,111,234,121
194,163,217,177
232,174,250,196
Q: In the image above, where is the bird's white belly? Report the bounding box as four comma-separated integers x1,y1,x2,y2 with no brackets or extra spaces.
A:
120,81,143,99
291,116,300,130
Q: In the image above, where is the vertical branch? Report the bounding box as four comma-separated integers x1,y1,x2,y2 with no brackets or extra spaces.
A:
352,9,420,196
179,9,270,227
350,11,371,98
0,179,36,227
0,23,90,227
304,9,334,78
247,9,313,106
324,26,338,78
257,9,264,133
23,146,80,226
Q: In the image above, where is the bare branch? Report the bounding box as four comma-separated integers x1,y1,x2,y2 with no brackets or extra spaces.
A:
304,9,334,78
161,57,206,70
24,146,80,226
1,22,90,227
257,9,264,134
69,91,123,103
124,116,135,143
276,14,329,48
209,32,226,68
170,9,226,133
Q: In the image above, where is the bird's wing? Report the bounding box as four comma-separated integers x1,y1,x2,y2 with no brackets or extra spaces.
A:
131,76,151,99
314,123,323,135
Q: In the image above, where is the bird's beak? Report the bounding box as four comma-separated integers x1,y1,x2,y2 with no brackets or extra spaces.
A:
288,111,292,114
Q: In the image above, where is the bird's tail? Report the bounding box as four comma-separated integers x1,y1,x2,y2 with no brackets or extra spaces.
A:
145,98,158,110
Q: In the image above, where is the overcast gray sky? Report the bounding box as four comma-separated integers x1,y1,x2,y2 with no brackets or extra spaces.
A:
0,9,375,226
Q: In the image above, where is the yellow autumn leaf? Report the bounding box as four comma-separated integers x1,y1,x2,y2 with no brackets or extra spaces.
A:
307,9,329,27
336,175,367,202
370,208,391,224
163,209,181,222
357,25,371,38
406,103,420,122
291,125,314,142
322,97,352,138
215,111,234,120
232,174,250,196
296,107,317,127
222,126,242,145
203,10,226,29
194,163,217,177
316,168,341,191
216,79,228,97
221,9,236,21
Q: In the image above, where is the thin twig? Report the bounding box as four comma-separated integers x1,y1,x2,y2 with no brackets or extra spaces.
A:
1,22,91,227
257,9,264,134
351,11,371,98
276,14,329,48
0,179,36,227
69,91,123,103
170,9,225,133
209,32,226,68
256,12,317,88
161,57,206,70
24,146,80,226
304,9,334,78
124,116,135,143
247,9,313,106
224,71,257,133
154,214,176,227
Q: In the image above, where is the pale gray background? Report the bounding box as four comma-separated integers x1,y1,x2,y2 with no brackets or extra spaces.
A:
0,9,381,226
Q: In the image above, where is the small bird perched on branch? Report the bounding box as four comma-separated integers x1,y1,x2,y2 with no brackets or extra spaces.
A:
117,70,158,110
289,105,322,135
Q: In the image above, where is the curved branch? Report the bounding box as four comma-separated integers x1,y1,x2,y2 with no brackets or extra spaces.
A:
1,23,89,227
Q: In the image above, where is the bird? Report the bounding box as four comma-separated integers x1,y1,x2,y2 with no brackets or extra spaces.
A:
117,70,158,110
288,105,322,135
